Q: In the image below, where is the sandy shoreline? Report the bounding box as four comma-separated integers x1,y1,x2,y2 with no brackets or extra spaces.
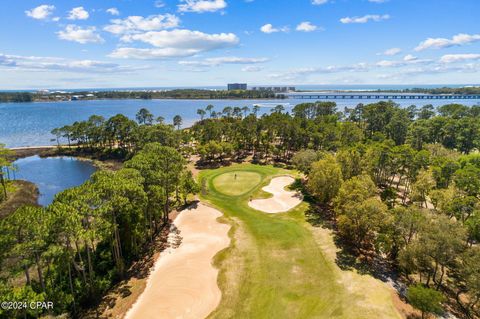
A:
249,176,302,214
125,202,230,319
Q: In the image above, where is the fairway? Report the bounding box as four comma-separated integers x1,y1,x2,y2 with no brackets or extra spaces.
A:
200,164,402,319
212,171,262,196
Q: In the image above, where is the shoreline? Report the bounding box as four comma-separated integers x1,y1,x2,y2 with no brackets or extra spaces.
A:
125,201,230,319
0,96,287,104
7,146,61,161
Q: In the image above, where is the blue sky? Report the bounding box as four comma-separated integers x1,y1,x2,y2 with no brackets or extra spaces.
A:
0,0,479,89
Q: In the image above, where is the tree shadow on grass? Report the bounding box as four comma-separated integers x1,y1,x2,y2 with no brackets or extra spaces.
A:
195,159,232,170
302,185,399,286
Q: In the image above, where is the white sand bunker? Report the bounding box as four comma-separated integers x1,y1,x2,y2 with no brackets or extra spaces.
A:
248,176,302,214
125,203,230,319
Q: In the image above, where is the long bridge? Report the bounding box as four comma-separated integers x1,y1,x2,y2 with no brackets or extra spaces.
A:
286,93,480,100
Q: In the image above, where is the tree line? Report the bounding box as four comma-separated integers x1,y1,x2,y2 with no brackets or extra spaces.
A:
0,89,281,103
0,142,199,318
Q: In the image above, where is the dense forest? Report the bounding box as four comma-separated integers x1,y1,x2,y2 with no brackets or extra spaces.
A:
0,140,199,317
0,89,281,103
1,100,480,318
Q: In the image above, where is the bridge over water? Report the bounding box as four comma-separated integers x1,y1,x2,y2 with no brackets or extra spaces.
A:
286,93,480,100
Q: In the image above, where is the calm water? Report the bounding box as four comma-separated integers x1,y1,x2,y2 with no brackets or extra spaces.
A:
12,156,97,206
1,98,479,148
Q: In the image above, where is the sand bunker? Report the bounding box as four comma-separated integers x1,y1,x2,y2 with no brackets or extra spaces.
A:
248,176,302,214
125,202,230,319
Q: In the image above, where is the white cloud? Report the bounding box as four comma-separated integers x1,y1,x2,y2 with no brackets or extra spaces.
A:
440,54,480,63
403,54,417,61
179,56,269,66
379,48,401,56
109,48,198,59
368,0,388,3
312,0,328,5
57,25,104,44
260,24,289,34
106,8,120,16
269,63,369,81
111,29,239,59
178,0,227,13
25,4,55,20
154,0,166,8
415,33,480,51
242,65,263,72
67,7,89,20
376,56,431,67
296,22,318,32
0,53,139,73
340,14,390,24
104,14,180,35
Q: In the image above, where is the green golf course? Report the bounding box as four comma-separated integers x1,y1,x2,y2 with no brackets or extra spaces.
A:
200,164,402,319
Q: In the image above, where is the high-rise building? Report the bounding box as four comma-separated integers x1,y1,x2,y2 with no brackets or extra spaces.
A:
227,83,247,90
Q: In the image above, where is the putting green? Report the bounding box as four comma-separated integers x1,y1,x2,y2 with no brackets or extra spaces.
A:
212,171,262,196
200,164,402,319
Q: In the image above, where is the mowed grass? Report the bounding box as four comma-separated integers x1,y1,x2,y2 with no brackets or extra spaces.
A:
212,171,262,196
200,164,402,319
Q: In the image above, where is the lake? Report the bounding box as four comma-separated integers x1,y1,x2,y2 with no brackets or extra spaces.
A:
1,98,479,148
12,156,97,206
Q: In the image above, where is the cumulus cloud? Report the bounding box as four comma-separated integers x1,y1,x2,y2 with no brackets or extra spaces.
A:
312,0,328,5
25,4,55,20
403,54,417,61
379,48,401,56
296,22,318,32
110,29,239,59
178,0,227,13
106,8,120,16
104,14,180,35
57,25,104,44
415,33,480,51
340,14,390,24
179,56,269,66
260,24,289,34
67,7,89,20
440,54,480,63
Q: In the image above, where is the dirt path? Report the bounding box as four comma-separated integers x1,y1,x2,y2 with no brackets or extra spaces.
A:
248,176,302,213
125,202,230,319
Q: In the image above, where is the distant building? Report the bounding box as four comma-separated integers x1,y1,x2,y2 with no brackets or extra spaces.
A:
251,86,296,92
227,83,247,90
